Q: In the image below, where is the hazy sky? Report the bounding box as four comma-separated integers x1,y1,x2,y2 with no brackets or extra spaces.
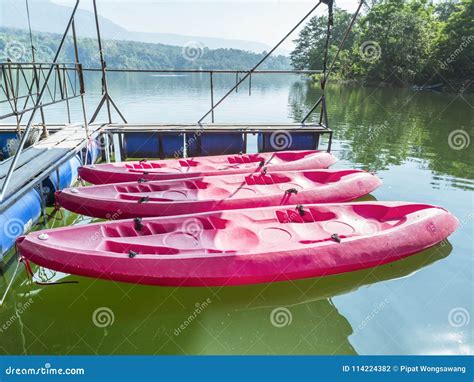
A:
51,0,360,50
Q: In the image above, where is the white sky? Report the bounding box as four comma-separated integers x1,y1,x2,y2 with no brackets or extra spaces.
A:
51,0,360,50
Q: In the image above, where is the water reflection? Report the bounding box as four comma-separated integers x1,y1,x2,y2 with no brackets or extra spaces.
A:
0,77,469,355
289,81,474,184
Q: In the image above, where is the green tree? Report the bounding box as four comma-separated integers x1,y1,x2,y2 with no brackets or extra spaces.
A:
0,27,291,70
434,0,474,81
290,0,473,87
291,8,354,72
351,0,440,85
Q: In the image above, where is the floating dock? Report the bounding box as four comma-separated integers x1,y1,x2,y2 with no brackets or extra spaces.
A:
0,123,101,204
105,123,332,160
0,123,101,260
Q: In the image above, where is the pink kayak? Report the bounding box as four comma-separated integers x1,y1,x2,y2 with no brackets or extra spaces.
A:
57,169,381,219
17,202,458,287
78,150,337,184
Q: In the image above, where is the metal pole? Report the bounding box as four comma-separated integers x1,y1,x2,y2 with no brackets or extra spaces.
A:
248,73,252,96
302,0,363,123
324,0,364,85
104,132,111,163
25,0,46,131
210,71,215,123
112,134,122,162
92,0,112,123
301,96,323,124
59,64,72,123
71,19,90,138
82,68,322,74
197,1,323,124
321,96,329,129
0,0,81,203
6,63,20,133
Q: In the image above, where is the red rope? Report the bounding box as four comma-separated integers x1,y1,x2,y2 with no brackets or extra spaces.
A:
19,256,78,286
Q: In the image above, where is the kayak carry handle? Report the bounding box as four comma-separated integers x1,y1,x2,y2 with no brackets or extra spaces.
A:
331,233,341,243
134,217,143,231
128,250,138,258
261,167,268,175
138,196,150,203
258,160,265,167
296,204,305,216
138,178,148,183
285,188,298,195
139,159,147,164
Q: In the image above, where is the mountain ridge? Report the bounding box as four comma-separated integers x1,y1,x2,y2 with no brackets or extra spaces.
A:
0,26,291,70
0,0,274,53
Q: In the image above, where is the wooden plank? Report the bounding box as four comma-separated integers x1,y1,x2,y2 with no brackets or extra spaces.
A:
0,148,72,200
0,147,49,179
0,124,101,202
105,123,330,133
0,123,70,132
0,125,90,179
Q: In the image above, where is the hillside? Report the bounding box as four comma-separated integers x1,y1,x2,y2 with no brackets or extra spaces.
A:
0,0,272,53
0,27,291,70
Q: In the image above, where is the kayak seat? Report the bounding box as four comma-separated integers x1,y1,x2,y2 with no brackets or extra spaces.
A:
276,209,336,224
302,170,359,184
179,159,199,167
273,151,314,162
245,174,292,185
353,203,433,221
227,154,261,164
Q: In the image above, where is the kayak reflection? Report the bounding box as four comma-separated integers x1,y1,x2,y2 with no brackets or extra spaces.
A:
2,241,452,355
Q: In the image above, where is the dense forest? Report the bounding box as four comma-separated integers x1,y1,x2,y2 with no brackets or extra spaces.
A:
291,0,473,88
0,27,290,70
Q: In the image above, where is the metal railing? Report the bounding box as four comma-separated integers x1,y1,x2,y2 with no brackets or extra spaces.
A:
0,62,85,122
84,67,322,124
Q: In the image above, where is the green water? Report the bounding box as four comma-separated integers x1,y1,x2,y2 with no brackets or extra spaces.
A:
0,76,472,355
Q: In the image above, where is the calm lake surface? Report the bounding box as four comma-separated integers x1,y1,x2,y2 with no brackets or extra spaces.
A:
0,73,472,355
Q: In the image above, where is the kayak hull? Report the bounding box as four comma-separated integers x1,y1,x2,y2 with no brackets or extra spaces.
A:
57,169,382,219
17,202,458,287
78,150,337,184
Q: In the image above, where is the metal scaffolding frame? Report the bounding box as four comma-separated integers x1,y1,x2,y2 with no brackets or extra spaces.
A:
0,0,365,204
0,0,86,203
